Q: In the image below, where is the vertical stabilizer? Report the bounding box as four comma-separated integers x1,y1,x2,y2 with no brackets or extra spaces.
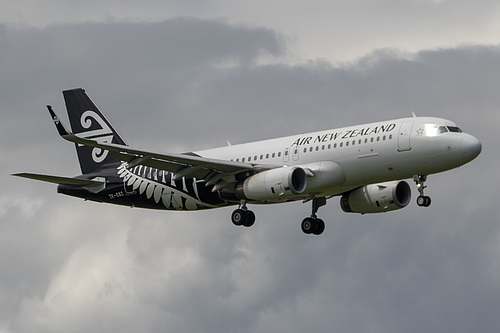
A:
63,88,127,174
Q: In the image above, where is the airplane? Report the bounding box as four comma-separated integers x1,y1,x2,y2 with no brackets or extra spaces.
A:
14,88,482,235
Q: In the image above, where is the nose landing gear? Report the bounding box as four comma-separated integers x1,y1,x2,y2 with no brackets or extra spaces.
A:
414,174,431,207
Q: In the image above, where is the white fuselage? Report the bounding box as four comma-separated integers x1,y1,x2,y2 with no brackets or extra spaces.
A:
196,116,481,197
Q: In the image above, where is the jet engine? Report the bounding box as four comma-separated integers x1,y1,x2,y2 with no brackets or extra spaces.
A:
340,181,411,214
235,166,307,201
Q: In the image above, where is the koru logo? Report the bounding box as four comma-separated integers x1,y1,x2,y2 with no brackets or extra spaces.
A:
53,116,60,125
78,110,114,163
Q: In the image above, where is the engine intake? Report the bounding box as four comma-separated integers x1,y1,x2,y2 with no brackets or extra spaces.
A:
236,166,307,201
341,181,411,214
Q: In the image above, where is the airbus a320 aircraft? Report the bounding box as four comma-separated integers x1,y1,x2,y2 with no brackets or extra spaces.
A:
14,89,482,235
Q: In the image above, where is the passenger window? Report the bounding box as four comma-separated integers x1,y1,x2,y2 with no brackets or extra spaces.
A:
328,144,331,149
260,155,263,160
389,135,392,140
272,153,275,158
278,152,281,157
242,158,245,162
371,137,374,143
322,145,325,150
266,154,269,159
316,146,319,151
340,142,343,147
383,135,386,140
377,137,380,141
303,148,307,153
364,138,368,143
310,147,313,152
346,141,349,146
334,143,337,148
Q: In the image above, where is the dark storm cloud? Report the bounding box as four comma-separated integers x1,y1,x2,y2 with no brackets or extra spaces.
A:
0,17,282,148
1,18,499,333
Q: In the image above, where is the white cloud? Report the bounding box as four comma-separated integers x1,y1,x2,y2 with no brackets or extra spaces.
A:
0,196,43,219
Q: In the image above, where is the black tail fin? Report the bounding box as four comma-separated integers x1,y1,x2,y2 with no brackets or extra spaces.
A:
63,88,127,174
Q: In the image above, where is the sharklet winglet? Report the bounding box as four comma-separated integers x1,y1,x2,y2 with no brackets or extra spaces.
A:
47,105,72,137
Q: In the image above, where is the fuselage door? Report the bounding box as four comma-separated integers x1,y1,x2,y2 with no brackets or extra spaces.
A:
398,121,413,151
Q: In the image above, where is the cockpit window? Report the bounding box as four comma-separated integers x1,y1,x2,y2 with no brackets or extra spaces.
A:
447,126,462,133
437,126,448,134
425,124,461,136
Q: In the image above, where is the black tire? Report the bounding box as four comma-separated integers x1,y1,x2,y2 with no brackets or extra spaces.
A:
424,196,431,207
417,196,426,207
313,219,325,235
231,209,246,226
243,210,255,227
301,217,315,234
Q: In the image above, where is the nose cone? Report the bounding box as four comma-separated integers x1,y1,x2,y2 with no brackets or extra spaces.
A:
461,134,482,162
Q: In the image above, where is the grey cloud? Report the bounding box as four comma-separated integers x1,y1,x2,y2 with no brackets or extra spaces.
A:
1,18,499,333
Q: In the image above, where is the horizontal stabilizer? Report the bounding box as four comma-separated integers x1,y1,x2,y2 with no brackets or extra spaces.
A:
13,173,104,187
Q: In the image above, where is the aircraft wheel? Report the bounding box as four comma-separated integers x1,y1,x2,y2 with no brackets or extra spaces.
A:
301,217,314,234
243,210,255,227
313,219,325,235
231,209,246,226
231,209,256,227
301,218,325,235
301,217,325,235
417,195,431,207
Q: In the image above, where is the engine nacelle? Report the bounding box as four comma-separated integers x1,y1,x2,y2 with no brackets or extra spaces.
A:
235,166,307,201
341,181,411,214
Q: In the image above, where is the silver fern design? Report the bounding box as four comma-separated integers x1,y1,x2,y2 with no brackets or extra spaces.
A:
116,163,215,210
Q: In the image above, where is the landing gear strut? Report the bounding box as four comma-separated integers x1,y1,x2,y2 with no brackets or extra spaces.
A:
414,174,431,207
301,197,326,235
231,200,255,227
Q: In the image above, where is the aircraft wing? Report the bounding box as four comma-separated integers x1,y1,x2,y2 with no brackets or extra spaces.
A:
13,173,103,187
47,106,268,190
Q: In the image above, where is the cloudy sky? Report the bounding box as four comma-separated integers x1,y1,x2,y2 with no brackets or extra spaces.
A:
1,1,499,332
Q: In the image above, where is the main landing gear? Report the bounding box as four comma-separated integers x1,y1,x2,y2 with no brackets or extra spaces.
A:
231,200,255,227
231,198,327,235
301,197,326,235
414,174,432,207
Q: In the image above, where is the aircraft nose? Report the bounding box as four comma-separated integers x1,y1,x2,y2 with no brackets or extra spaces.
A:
460,134,482,161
